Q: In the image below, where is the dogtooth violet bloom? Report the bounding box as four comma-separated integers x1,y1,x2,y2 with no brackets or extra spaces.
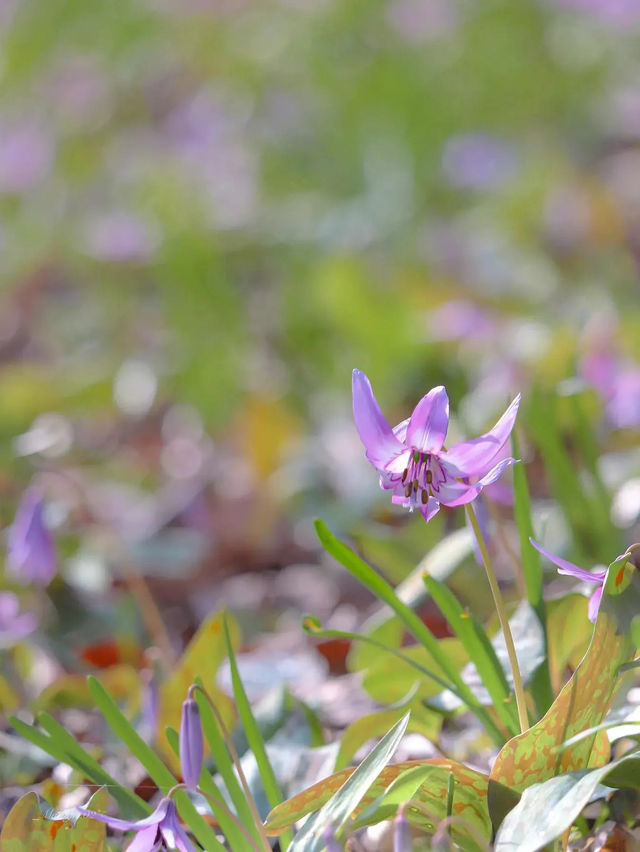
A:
179,688,203,789
7,488,56,585
352,369,520,522
78,796,196,852
530,538,606,622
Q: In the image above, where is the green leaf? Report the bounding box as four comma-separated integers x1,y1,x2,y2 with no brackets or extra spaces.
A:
9,716,148,820
289,712,410,852
314,519,505,744
422,573,518,736
494,751,640,852
266,755,495,851
193,677,261,842
223,617,291,851
490,553,640,802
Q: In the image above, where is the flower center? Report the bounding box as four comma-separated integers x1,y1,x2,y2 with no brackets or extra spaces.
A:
401,452,447,510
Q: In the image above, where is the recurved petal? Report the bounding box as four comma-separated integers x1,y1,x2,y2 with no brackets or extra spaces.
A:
432,478,480,507
441,394,521,478
588,585,604,623
352,369,406,469
419,496,440,522
79,797,169,832
126,826,162,852
529,539,605,584
405,386,449,454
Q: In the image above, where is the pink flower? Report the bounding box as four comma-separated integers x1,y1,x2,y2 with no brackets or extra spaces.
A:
352,369,520,522
78,796,195,852
530,539,606,622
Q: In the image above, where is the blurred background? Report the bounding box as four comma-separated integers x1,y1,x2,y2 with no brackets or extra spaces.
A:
2,0,640,735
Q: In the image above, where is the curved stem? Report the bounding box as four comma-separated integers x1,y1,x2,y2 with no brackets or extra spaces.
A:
466,502,529,734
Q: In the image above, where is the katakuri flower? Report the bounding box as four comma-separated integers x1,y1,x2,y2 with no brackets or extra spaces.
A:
530,538,606,622
179,688,203,790
79,796,196,852
352,369,519,522
7,488,56,585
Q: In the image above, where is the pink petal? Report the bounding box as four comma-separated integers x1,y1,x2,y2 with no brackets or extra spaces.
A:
588,585,603,623
441,394,521,478
420,497,440,522
127,826,162,852
352,370,406,470
79,798,168,832
432,478,480,507
529,539,605,584
406,386,449,454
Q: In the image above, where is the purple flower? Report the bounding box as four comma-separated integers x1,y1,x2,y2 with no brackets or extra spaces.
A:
530,539,606,622
7,489,56,586
179,691,203,790
441,133,518,190
78,796,196,852
352,370,519,522
0,592,37,646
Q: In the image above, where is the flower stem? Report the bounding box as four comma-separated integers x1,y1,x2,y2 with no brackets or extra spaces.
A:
465,502,529,734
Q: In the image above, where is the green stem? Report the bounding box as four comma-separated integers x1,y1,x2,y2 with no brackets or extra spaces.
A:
466,502,529,734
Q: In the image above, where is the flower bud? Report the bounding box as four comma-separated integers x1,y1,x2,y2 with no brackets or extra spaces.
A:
393,808,412,852
179,692,203,789
7,488,56,586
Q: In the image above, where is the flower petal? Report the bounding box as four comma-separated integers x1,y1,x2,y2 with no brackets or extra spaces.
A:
441,394,521,478
79,797,169,832
352,370,406,470
406,386,449,454
588,585,603,623
420,497,440,522
159,802,198,852
435,457,514,507
126,826,162,852
529,539,605,584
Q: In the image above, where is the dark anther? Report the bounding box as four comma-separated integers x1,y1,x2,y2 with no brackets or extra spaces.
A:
404,484,412,498
413,480,419,493
421,489,428,504
426,470,433,484
401,468,408,483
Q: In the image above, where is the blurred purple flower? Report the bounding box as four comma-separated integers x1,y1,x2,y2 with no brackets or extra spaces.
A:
7,489,56,586
83,213,159,263
0,592,37,645
442,134,518,190
386,0,458,43
425,299,497,343
79,796,196,852
581,352,640,429
352,369,519,522
179,691,203,789
530,538,605,622
0,119,54,194
548,0,640,28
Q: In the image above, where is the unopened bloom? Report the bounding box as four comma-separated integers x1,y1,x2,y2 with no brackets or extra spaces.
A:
79,796,195,852
352,370,519,522
179,689,203,790
530,538,606,622
7,488,56,585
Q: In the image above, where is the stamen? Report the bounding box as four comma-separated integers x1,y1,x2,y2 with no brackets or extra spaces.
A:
426,470,433,484
413,480,419,493
401,468,408,483
404,484,412,498
421,489,428,504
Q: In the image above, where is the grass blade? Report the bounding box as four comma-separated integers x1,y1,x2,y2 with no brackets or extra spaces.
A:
421,575,518,736
10,715,149,819
314,519,505,745
223,616,292,851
